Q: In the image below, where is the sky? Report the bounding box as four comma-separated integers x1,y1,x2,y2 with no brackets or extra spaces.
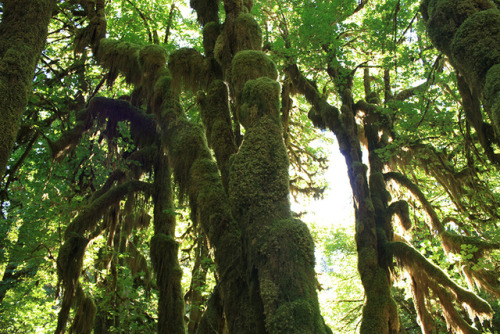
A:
293,139,354,230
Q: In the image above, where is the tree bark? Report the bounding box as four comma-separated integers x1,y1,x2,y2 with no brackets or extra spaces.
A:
0,0,55,176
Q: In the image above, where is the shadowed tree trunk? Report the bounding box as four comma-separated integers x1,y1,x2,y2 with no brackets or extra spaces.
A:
0,0,55,177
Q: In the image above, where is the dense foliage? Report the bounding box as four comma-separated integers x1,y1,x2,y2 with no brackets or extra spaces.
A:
0,0,499,333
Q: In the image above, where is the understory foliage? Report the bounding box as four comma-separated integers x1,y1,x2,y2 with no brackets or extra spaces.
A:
0,0,499,333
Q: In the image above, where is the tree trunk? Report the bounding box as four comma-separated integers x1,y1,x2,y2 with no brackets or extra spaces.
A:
151,148,185,333
0,0,55,176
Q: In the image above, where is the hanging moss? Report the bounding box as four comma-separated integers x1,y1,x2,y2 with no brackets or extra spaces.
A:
150,72,173,114
97,39,142,85
203,22,221,56
388,200,412,231
168,48,206,94
140,44,168,75
484,64,500,133
239,77,280,128
451,9,500,87
214,29,230,67
55,234,89,334
57,234,88,288
70,286,97,334
166,119,211,199
150,233,185,333
74,14,107,54
234,13,263,53
388,241,494,326
231,50,278,103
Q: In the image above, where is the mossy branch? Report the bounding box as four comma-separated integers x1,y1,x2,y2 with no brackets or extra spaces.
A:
388,200,412,231
387,241,493,328
385,171,499,254
384,171,444,233
49,97,157,159
65,180,152,238
285,64,353,159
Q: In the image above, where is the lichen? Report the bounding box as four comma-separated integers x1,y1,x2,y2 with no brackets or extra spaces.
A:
451,9,500,87
234,13,263,53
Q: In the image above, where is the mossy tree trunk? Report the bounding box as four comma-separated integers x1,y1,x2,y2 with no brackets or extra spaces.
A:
0,0,55,177
151,147,185,334
287,62,400,333
421,0,500,164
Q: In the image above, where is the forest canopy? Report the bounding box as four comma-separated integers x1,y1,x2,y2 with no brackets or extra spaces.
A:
0,0,500,333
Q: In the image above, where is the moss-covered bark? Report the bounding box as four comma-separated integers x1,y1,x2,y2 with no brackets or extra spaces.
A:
150,148,185,334
421,0,500,160
0,0,55,176
287,61,399,333
55,180,151,333
228,55,330,333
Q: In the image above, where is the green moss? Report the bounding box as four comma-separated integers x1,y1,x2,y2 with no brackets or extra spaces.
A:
168,47,205,94
189,157,242,272
0,0,55,176
201,80,232,145
243,0,254,12
214,29,230,66
151,73,173,114
140,44,167,75
234,13,263,53
425,0,493,55
451,9,500,86
150,233,185,333
231,50,278,103
263,218,315,266
255,218,329,333
359,267,399,333
239,77,281,128
484,64,500,133
97,39,142,85
203,22,221,56
166,119,211,198
190,0,219,25
229,116,290,221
